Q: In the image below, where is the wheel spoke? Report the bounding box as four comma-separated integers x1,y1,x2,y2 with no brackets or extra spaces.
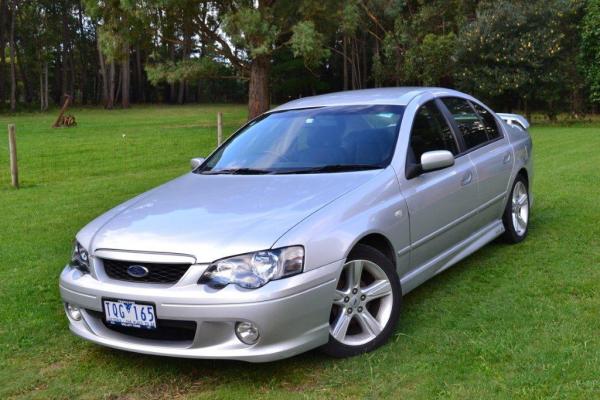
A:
517,214,527,228
346,260,363,289
363,279,392,301
331,312,352,341
333,290,347,306
356,310,382,337
517,193,528,206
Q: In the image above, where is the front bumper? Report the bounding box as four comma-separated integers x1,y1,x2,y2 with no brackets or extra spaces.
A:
59,260,341,362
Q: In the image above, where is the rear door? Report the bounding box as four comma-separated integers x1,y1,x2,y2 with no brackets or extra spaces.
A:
400,100,480,272
439,97,514,226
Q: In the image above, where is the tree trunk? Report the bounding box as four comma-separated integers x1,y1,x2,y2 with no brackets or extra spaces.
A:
343,35,348,91
115,64,122,105
107,61,115,109
43,61,48,110
77,3,87,104
0,41,4,104
178,81,185,104
169,42,176,103
0,0,6,104
248,55,270,119
362,32,367,88
15,43,33,103
9,2,16,112
121,42,130,108
97,38,109,107
40,70,43,111
135,45,145,102
350,38,360,90
61,12,70,101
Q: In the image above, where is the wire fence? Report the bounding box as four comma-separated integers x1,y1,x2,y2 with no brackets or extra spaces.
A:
0,105,247,192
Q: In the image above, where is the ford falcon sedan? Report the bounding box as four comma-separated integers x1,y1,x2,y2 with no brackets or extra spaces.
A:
60,87,533,362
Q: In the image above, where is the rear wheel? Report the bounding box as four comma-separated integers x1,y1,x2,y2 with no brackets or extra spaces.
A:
321,244,401,358
502,175,530,243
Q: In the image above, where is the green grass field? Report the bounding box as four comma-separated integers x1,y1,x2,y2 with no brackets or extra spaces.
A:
1,105,599,399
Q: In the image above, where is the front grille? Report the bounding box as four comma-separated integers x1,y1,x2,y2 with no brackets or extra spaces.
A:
89,310,196,341
102,259,191,283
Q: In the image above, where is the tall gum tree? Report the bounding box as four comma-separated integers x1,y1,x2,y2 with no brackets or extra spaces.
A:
155,0,333,119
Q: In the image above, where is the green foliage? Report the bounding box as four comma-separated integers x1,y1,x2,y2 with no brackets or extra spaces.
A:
339,0,361,35
145,58,224,85
222,5,280,58
290,21,330,67
405,32,456,86
84,0,149,61
377,0,475,86
580,0,600,103
1,0,596,113
455,0,584,115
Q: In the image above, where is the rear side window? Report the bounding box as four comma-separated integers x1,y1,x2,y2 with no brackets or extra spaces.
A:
470,102,501,141
407,101,458,164
442,97,489,149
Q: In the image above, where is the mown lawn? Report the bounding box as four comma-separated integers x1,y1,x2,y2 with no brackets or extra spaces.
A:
0,106,599,399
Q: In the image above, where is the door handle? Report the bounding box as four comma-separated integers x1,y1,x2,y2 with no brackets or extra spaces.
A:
503,152,512,164
461,171,473,186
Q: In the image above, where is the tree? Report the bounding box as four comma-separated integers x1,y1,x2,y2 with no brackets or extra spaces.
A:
455,0,584,119
147,0,332,118
580,0,600,106
8,0,17,112
84,0,149,108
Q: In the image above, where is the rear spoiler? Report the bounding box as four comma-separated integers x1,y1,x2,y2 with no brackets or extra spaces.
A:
497,113,530,130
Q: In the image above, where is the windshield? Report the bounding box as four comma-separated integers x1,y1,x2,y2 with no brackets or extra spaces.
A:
197,105,405,174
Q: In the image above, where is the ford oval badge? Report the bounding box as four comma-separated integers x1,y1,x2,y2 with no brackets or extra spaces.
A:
127,265,149,278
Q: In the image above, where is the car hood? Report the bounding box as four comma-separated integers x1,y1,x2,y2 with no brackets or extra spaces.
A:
85,171,380,263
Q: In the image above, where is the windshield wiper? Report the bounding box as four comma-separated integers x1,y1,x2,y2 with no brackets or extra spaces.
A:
201,167,275,175
276,164,383,174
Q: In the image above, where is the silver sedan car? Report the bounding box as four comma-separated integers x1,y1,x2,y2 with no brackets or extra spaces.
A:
60,87,533,362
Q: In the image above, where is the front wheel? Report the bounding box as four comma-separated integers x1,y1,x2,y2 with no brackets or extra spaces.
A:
502,175,530,243
321,244,402,358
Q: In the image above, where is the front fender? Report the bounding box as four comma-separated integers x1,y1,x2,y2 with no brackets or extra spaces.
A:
273,168,410,276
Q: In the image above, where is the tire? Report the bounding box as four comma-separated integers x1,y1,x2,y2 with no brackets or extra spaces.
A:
321,244,402,358
502,174,530,243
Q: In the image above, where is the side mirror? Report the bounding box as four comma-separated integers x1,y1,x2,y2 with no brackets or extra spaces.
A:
420,150,455,172
190,157,205,170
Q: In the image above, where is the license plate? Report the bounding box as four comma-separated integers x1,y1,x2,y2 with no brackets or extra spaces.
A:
103,299,157,330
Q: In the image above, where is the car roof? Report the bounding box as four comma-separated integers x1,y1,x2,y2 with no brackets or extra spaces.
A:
273,87,470,111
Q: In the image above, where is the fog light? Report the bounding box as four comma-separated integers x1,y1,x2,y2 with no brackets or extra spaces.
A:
66,303,82,321
235,321,259,345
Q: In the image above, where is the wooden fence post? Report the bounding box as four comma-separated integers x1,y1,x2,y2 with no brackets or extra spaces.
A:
217,112,223,146
8,124,19,189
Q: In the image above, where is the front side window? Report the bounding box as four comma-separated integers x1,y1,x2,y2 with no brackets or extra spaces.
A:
407,101,458,165
197,105,405,174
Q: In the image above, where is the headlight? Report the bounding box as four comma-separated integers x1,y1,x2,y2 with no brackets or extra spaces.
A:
70,241,90,272
199,246,304,289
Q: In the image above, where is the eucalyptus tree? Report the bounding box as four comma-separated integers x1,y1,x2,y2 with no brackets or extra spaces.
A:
84,0,151,108
145,0,333,118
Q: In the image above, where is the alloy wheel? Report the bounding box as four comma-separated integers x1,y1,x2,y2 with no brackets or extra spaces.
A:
329,259,394,346
511,180,529,236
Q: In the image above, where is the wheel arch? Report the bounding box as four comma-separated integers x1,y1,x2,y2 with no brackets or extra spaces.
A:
349,233,397,269
517,168,529,186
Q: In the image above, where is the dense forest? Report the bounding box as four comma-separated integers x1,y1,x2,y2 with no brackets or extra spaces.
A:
1,0,599,119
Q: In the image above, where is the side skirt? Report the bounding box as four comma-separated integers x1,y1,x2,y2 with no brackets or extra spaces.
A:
400,220,505,294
